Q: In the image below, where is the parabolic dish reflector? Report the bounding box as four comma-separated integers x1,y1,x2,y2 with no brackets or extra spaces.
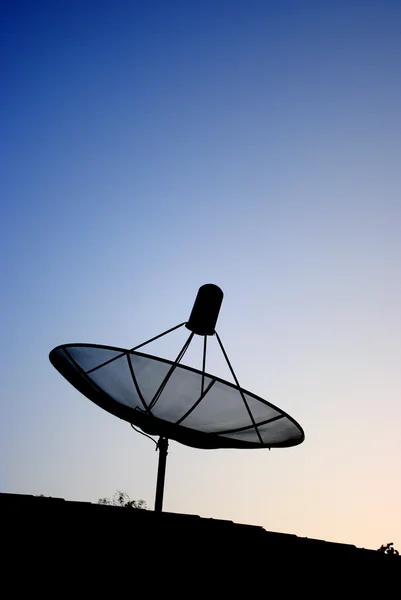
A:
50,343,304,450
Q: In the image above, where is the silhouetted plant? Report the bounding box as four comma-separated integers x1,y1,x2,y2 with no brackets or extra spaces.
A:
377,542,399,555
97,490,147,509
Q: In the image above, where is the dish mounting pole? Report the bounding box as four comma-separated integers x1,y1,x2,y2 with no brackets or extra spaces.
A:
154,436,169,512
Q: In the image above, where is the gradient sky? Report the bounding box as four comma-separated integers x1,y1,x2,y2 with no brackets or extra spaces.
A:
1,0,400,550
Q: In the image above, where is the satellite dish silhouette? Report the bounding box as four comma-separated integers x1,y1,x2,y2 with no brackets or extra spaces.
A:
50,284,304,512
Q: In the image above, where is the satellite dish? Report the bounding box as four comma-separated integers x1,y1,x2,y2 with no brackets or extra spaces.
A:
50,284,304,512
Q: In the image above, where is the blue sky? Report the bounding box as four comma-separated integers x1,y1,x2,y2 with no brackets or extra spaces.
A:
1,0,400,549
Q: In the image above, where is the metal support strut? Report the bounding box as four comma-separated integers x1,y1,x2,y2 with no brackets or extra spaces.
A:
154,437,169,512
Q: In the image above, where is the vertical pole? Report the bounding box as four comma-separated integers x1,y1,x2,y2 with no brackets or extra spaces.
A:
154,437,169,512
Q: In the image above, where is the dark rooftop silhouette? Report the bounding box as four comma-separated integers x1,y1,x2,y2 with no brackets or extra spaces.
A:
2,492,399,583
